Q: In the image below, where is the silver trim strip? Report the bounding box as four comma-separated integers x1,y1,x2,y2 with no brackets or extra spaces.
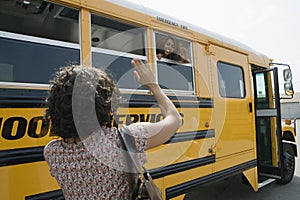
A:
91,47,146,59
282,140,297,146
258,178,276,189
0,30,80,49
0,82,50,90
256,109,278,117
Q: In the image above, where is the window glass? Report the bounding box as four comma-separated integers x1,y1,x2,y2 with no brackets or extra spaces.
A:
92,52,146,90
0,0,79,43
155,32,194,93
255,73,267,98
0,0,80,84
91,14,146,90
157,61,193,91
217,62,245,98
91,14,145,55
0,37,79,83
254,72,274,109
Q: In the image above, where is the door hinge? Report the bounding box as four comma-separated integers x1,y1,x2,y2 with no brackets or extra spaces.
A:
205,45,215,55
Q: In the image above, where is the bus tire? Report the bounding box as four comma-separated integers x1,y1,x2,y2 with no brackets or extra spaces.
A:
277,144,295,184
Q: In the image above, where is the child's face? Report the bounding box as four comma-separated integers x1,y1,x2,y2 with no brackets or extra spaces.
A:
164,39,175,55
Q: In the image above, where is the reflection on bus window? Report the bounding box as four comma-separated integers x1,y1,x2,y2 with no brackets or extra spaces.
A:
217,61,245,98
255,72,272,109
91,15,145,55
157,61,194,91
0,0,80,84
91,14,147,90
0,37,80,84
0,0,79,43
256,73,267,98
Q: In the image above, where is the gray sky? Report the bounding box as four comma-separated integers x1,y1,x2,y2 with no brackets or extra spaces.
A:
130,0,300,92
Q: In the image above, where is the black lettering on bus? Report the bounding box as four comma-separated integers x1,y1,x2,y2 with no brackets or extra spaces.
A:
0,117,2,130
112,113,184,127
126,114,139,124
140,114,156,123
113,114,126,127
156,114,164,122
2,117,27,140
179,113,184,125
28,116,50,138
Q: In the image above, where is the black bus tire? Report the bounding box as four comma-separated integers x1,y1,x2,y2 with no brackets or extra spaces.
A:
277,144,295,184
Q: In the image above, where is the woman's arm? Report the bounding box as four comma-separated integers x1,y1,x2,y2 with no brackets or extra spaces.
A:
131,58,182,149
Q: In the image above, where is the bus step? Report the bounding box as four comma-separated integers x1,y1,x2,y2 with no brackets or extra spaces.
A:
258,178,276,189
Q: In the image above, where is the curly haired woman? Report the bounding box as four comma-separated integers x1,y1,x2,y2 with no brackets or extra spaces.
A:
43,58,182,199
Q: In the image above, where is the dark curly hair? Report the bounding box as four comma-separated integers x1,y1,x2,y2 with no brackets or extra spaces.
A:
45,65,121,139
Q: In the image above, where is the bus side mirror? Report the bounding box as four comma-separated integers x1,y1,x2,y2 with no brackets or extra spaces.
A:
283,68,292,82
271,63,294,98
284,82,294,96
283,68,294,96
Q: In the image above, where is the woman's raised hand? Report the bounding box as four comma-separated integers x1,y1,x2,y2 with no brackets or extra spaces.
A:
131,58,157,87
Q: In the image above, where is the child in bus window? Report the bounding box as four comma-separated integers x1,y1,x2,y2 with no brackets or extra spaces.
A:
179,45,190,63
156,36,181,61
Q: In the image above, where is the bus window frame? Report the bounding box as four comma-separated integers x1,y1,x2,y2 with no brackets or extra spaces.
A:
154,31,195,96
0,30,80,89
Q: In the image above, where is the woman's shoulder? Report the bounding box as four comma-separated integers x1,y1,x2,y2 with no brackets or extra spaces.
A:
43,139,65,154
44,139,61,149
43,139,61,159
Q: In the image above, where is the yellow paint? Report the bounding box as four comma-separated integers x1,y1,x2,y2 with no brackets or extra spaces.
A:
0,162,59,200
243,167,258,192
80,8,92,66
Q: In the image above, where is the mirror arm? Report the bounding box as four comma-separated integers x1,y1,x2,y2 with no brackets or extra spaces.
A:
270,62,291,70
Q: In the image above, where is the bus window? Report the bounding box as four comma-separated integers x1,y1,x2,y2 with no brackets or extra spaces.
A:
155,32,191,63
155,32,194,93
0,0,80,84
91,14,147,90
217,61,245,98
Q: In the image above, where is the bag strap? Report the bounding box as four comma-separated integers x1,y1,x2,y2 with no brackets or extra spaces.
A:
118,126,142,172
118,126,144,200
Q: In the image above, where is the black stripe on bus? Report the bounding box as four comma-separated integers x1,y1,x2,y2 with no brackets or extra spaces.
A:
0,146,44,167
0,88,48,108
121,100,213,108
25,189,64,200
166,159,257,199
0,88,213,108
165,129,214,144
121,94,213,108
149,155,215,179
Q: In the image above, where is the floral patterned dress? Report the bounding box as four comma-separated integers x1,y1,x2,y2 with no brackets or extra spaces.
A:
44,124,147,200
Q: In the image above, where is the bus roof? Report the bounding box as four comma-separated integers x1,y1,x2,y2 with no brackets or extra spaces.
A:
106,0,271,67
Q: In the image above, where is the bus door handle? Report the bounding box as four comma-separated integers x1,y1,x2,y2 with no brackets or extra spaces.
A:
249,102,253,113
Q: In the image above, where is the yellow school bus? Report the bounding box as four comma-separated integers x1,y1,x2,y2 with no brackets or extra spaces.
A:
0,0,297,199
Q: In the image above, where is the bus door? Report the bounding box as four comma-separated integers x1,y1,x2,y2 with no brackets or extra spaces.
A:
209,45,254,160
252,67,284,179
